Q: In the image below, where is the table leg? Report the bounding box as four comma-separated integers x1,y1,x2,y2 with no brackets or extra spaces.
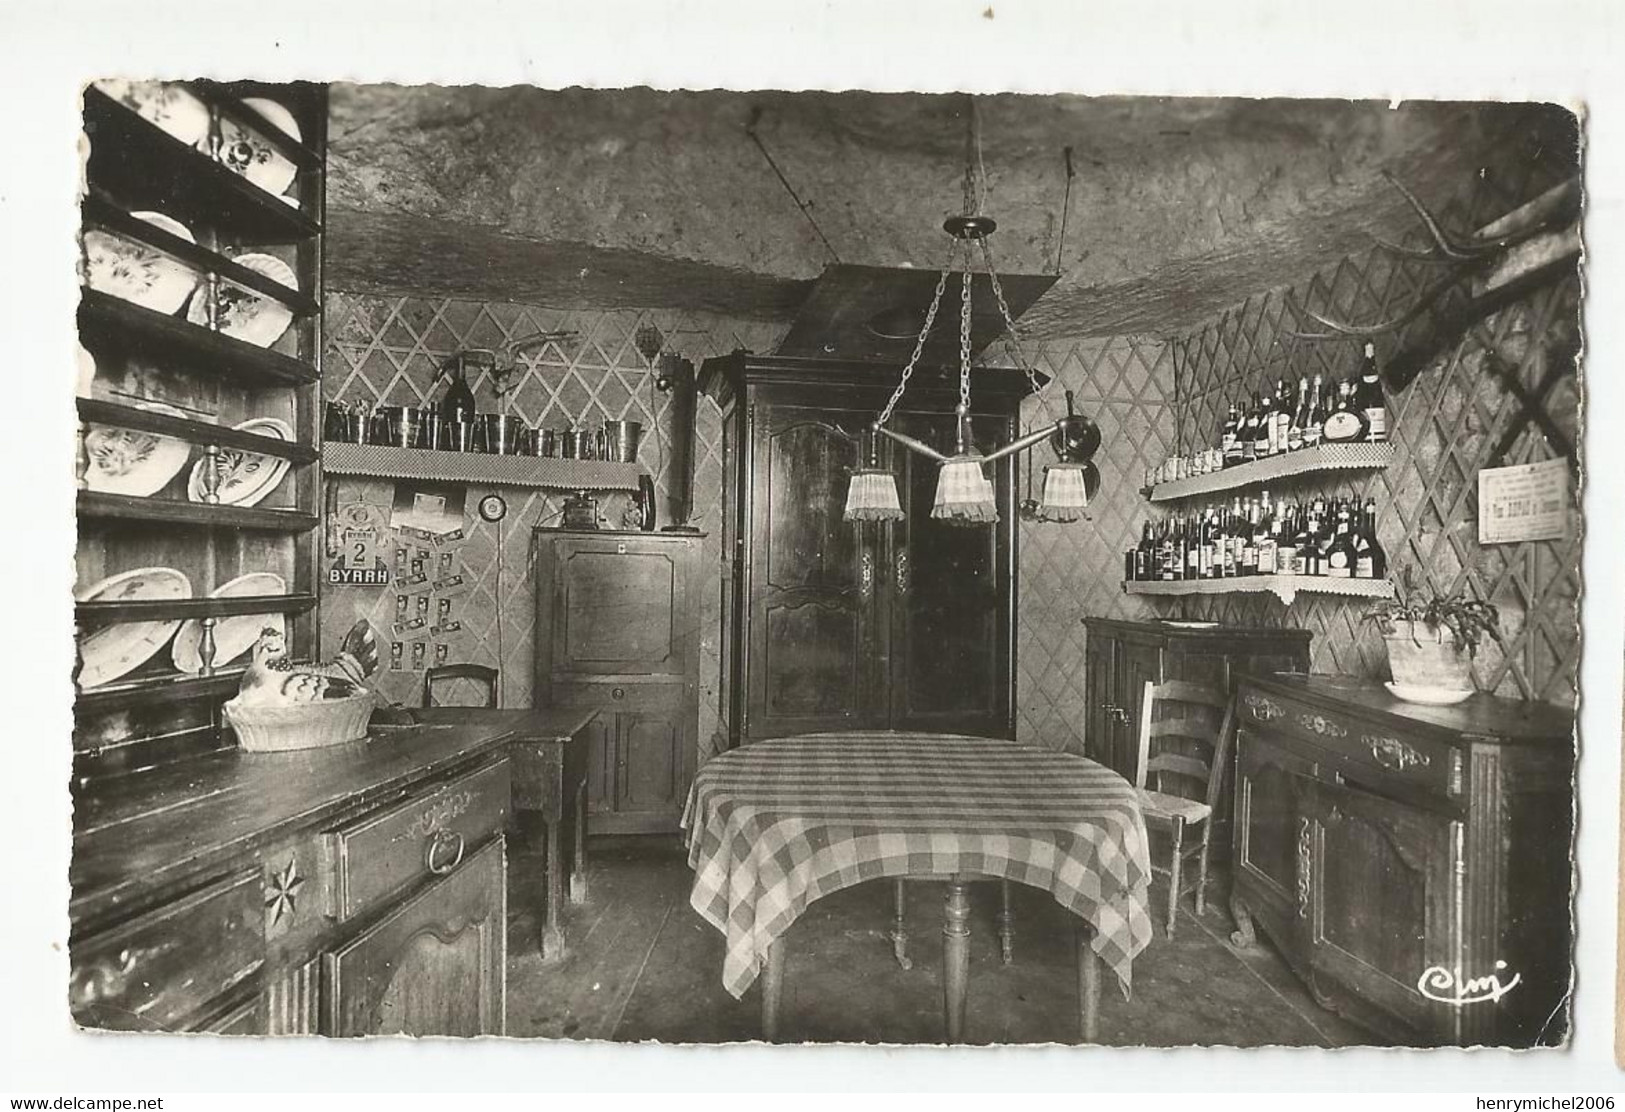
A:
570,780,589,904
888,879,913,970
1077,924,1101,1044
942,881,971,1043
541,815,565,961
761,938,785,1043
997,879,1015,965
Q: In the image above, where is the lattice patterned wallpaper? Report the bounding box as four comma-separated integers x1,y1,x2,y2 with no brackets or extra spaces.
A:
1165,160,1582,704
1013,337,1167,752
320,292,787,757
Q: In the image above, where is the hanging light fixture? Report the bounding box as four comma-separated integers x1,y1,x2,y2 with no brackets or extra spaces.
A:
843,98,1102,526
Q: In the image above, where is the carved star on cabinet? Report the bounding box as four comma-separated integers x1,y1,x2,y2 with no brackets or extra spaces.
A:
265,857,305,925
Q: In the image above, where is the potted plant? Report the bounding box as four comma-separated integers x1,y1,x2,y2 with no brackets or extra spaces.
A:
1364,582,1501,703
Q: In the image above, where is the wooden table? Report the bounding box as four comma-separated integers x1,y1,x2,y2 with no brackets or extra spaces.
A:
411,707,594,960
682,732,1153,1044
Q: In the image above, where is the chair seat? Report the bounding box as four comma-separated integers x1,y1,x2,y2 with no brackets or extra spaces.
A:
1137,787,1212,824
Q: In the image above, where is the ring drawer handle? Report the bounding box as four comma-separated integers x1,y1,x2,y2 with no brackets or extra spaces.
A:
425,828,466,875
612,687,626,700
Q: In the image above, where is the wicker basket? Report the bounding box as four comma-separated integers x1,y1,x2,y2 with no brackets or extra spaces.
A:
224,692,377,753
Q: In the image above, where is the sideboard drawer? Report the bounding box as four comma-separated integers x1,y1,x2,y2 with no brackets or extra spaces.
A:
548,678,685,711
1238,685,1461,800
70,870,262,1032
326,758,510,920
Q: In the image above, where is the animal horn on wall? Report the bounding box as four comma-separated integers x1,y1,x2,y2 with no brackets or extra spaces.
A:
1284,175,1581,341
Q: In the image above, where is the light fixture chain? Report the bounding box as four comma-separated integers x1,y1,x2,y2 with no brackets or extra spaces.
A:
958,240,973,413
978,237,1045,396
876,263,952,428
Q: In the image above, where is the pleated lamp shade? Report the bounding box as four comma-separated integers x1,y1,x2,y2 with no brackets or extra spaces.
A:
1037,461,1100,522
931,456,999,524
843,468,904,522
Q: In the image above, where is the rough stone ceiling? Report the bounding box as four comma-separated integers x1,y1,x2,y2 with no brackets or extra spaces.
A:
325,85,1577,339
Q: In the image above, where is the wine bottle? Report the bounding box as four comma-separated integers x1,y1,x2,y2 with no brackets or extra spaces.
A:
1199,507,1217,579
1276,502,1300,576
1356,342,1389,442
1220,404,1240,468
1287,377,1309,452
1354,498,1388,579
1256,493,1278,575
1322,380,1370,443
1252,394,1272,460
1240,499,1259,575
1304,375,1326,448
1134,521,1153,582
1324,500,1358,578
1160,521,1176,581
1272,379,1292,456
439,355,477,424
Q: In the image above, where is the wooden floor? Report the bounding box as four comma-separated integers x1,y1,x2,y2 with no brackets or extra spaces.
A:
504,835,1374,1046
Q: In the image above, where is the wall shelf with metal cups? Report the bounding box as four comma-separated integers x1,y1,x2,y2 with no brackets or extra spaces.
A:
325,402,643,463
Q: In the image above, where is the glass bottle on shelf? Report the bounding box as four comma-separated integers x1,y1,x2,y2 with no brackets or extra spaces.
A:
1238,398,1257,463
1276,502,1301,576
1355,342,1389,442
1159,521,1177,582
1220,404,1241,468
1134,521,1154,582
1322,380,1370,443
1256,492,1278,575
1303,375,1326,448
1252,393,1273,460
1184,514,1200,581
438,354,478,426
1271,379,1292,456
1324,500,1359,578
1287,377,1309,452
1354,498,1388,579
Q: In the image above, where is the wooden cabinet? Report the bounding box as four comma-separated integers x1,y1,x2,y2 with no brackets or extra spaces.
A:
1230,673,1574,1047
325,837,506,1037
701,353,1033,747
1083,618,1310,776
533,530,702,833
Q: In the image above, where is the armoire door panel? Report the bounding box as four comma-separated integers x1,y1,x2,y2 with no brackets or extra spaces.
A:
555,549,681,674
757,599,864,721
762,419,863,592
886,410,1012,735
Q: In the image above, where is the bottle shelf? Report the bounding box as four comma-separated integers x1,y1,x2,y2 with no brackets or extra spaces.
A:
1124,574,1394,606
1145,442,1394,502
78,290,321,387
77,399,317,463
322,442,645,492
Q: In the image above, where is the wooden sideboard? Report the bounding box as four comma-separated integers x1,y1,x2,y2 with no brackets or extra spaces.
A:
1230,673,1574,1047
70,710,593,1035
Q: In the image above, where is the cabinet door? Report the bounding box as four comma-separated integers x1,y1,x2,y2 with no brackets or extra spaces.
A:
886,410,1013,737
1111,640,1163,776
579,711,616,817
325,837,505,1038
746,404,876,738
545,536,692,679
1307,777,1459,1041
615,684,690,822
1232,729,1315,975
1083,638,1115,765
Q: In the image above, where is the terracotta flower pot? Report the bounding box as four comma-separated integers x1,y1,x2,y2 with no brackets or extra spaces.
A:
1383,619,1474,692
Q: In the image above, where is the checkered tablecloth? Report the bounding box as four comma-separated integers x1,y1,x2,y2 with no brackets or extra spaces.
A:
681,731,1153,1000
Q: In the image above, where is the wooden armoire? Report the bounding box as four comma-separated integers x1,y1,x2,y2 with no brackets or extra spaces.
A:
699,353,1041,748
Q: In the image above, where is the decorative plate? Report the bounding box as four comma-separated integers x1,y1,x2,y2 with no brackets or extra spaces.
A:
75,343,95,398
83,211,200,315
83,401,191,497
184,253,296,347
75,566,193,689
208,97,300,197
92,80,209,145
187,417,292,507
1384,681,1474,706
172,572,287,674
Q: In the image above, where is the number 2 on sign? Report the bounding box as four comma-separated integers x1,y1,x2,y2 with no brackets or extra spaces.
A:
343,528,379,571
